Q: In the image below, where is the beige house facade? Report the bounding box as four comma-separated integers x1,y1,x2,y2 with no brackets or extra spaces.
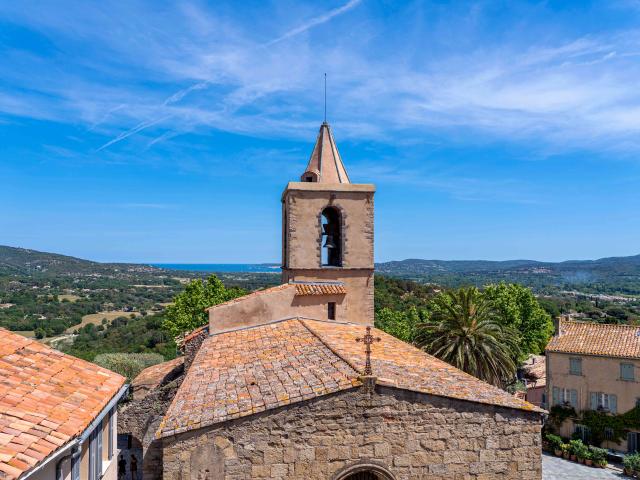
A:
546,318,640,452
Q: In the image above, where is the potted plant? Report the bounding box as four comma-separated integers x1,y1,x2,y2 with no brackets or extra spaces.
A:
568,439,584,462
623,453,640,476
546,434,564,457
575,442,589,464
583,451,593,467
589,447,607,468
561,444,570,460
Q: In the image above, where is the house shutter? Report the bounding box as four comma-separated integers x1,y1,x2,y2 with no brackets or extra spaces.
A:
610,394,618,414
629,432,639,453
590,392,598,410
622,364,634,381
552,387,559,405
570,389,578,408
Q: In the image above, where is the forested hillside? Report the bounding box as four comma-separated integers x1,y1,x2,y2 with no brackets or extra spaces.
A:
376,255,640,295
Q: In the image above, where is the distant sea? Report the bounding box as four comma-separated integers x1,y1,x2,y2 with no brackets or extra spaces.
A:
151,263,280,273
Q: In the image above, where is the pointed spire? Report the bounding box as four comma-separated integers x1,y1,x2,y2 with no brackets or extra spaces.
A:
300,122,350,184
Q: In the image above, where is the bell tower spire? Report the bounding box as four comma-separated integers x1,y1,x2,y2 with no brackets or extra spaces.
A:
282,123,375,326
300,123,351,184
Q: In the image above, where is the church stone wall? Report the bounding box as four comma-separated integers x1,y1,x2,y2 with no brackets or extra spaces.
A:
208,285,347,334
161,386,541,480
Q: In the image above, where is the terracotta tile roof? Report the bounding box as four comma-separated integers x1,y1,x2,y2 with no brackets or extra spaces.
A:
520,355,546,390
133,357,183,389
301,319,540,413
158,319,359,437
158,319,540,438
546,320,640,359
294,282,346,296
0,329,125,480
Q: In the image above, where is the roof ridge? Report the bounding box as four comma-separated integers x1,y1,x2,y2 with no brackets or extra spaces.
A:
298,319,362,377
563,319,639,328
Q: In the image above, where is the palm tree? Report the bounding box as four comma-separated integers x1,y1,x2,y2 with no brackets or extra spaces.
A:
416,287,520,387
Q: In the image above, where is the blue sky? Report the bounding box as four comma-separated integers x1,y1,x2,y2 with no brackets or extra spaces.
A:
1,1,640,263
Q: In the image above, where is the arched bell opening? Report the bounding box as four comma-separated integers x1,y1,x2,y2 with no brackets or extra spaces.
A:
321,206,342,267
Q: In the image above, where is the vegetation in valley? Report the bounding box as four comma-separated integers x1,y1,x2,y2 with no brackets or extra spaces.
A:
93,352,166,381
2,245,639,388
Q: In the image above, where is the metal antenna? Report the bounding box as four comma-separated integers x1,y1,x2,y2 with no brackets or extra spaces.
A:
324,73,327,123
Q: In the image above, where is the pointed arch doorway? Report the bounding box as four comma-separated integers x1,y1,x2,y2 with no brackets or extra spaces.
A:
333,462,395,480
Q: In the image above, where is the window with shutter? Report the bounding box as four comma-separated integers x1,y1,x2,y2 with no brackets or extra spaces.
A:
629,432,639,453
621,363,635,381
570,358,582,375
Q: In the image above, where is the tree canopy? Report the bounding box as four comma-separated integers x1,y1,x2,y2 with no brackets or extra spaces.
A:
162,275,245,338
483,283,554,361
415,287,520,387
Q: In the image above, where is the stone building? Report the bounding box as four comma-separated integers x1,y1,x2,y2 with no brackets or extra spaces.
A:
122,122,543,479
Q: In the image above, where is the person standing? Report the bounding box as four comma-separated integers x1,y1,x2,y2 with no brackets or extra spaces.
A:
130,454,138,480
117,454,126,480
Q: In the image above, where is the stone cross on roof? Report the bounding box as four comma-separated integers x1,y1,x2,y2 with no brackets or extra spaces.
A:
356,326,381,376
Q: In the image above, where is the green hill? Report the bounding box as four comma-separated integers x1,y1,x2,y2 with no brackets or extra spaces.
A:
376,255,640,294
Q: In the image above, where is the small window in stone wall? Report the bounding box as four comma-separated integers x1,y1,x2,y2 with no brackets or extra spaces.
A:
328,302,336,320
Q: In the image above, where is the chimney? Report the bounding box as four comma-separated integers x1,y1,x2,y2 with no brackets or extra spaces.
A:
553,315,566,337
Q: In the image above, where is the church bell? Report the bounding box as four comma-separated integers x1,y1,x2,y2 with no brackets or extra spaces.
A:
323,235,336,249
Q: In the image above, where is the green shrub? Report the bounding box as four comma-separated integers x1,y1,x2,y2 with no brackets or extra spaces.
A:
546,434,564,451
624,453,640,472
589,446,607,465
568,439,586,456
93,352,165,381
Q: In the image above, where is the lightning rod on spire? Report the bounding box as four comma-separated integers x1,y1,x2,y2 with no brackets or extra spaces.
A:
324,73,327,123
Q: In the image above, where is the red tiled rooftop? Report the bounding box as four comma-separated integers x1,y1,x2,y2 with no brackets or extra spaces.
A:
546,320,640,359
302,319,540,413
158,320,359,437
133,357,183,389
294,282,346,296
0,329,126,480
158,319,540,438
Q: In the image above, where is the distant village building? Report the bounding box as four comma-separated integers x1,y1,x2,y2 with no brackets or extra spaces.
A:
546,316,640,453
520,355,546,409
121,122,543,479
0,329,127,480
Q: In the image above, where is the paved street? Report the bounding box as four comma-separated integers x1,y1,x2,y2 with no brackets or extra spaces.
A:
543,453,626,479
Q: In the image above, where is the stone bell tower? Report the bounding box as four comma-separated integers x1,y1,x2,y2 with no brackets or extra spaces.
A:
281,122,375,326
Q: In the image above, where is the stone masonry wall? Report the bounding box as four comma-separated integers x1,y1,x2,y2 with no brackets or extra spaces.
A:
119,370,184,480
183,328,208,371
162,386,542,480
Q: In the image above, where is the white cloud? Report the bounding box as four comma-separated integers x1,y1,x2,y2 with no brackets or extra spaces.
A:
2,1,640,155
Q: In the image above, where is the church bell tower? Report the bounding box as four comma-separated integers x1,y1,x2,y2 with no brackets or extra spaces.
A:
281,122,375,326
